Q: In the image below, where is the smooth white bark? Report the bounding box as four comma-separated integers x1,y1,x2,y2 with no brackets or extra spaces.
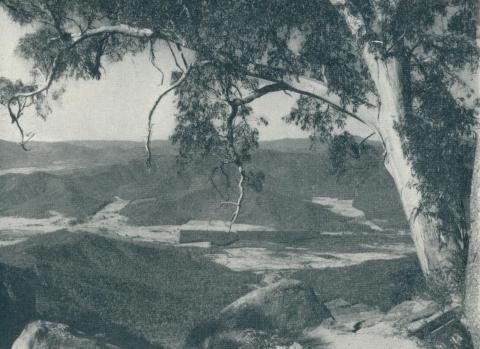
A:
71,24,154,42
465,130,480,348
328,0,463,288
367,53,461,280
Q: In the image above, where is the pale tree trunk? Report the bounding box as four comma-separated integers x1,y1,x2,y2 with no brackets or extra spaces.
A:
465,130,480,348
328,1,464,292
363,52,463,297
464,19,480,348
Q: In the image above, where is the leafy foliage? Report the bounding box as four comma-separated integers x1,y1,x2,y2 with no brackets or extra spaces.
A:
170,63,265,199
0,77,50,120
329,132,366,176
392,0,479,250
0,78,34,105
284,96,346,142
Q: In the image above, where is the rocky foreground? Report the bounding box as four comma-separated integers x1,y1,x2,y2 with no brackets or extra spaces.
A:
10,277,471,349
0,221,470,349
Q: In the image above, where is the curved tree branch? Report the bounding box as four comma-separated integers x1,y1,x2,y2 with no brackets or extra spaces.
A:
243,68,378,129
229,83,288,106
80,25,378,128
145,66,192,168
167,40,185,73
6,24,158,148
149,40,165,85
9,24,156,105
5,19,380,152
282,77,377,129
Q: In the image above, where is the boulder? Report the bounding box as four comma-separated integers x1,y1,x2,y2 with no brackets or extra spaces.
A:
11,321,122,349
185,279,330,349
219,279,331,333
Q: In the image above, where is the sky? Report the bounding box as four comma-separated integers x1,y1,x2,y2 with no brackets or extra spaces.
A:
0,9,372,143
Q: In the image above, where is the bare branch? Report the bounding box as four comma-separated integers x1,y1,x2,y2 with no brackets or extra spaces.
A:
12,111,34,150
358,132,376,148
70,24,155,42
228,165,245,232
176,43,189,71
6,23,158,148
167,41,185,73
222,102,247,232
243,66,378,129
280,76,377,129
232,78,376,132
149,40,165,85
9,24,156,105
145,67,192,168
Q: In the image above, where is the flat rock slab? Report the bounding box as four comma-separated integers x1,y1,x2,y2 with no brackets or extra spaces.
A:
384,299,441,328
308,324,423,349
324,299,384,331
406,305,462,338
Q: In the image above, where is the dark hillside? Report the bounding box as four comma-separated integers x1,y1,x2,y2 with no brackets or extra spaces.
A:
0,231,259,349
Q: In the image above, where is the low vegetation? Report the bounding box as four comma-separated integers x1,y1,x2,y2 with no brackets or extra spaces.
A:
0,231,259,349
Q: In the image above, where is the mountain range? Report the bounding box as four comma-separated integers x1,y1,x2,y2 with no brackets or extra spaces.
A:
0,138,407,230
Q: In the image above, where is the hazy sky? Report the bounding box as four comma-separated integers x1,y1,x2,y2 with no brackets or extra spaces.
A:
0,9,371,143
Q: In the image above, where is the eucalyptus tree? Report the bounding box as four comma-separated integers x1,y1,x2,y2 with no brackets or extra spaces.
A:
0,0,479,343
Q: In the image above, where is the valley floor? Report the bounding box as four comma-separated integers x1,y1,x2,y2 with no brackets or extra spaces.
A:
0,196,438,349
0,196,414,270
